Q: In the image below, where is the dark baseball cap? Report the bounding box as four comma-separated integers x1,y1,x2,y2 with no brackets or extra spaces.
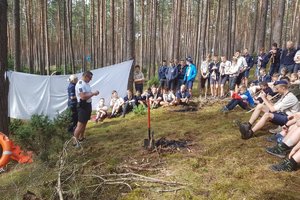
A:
274,80,288,86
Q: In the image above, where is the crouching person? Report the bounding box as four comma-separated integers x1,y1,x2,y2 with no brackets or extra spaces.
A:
149,86,162,108
221,85,254,112
122,90,137,117
238,80,300,139
175,85,191,105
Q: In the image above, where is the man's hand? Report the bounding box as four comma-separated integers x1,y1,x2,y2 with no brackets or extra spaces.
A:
259,91,266,99
93,90,100,96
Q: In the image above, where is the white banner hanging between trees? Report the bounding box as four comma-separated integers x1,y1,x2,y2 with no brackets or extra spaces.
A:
7,60,133,120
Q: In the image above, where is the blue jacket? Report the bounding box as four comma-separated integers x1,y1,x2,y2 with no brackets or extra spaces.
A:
67,83,77,107
166,66,178,81
280,48,297,65
244,90,255,107
158,65,168,80
184,63,197,82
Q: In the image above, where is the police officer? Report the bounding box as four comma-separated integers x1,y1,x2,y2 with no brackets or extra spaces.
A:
73,71,99,147
67,74,78,133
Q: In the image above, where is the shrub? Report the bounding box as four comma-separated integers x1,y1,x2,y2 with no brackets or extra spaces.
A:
133,104,147,116
147,76,159,88
12,111,71,163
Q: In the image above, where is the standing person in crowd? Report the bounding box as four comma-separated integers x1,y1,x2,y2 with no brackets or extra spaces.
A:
177,59,187,90
280,41,297,73
209,55,220,98
158,60,168,91
228,57,239,96
67,75,78,133
219,56,231,98
243,48,254,86
255,48,268,78
74,71,99,147
133,65,145,93
293,47,300,73
166,60,178,91
184,57,198,96
235,50,248,88
200,54,211,99
268,43,281,76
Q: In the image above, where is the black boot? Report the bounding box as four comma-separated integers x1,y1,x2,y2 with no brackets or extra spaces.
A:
270,158,298,172
266,142,291,158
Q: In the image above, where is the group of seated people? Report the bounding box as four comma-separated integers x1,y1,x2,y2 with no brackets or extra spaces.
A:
95,84,191,122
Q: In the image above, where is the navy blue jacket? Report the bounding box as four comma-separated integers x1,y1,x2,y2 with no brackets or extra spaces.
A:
280,48,297,65
255,53,268,68
177,64,187,80
158,65,168,80
267,48,281,65
67,83,77,107
244,54,254,70
123,95,137,105
166,66,178,81
176,90,191,99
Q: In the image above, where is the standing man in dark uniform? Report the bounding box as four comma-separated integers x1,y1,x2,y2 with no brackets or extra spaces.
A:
73,71,99,147
67,75,78,133
243,48,254,86
267,43,281,76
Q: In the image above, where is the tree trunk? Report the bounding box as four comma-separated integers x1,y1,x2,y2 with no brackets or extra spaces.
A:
0,0,9,135
110,0,115,64
14,0,21,72
82,0,86,71
127,0,135,91
173,0,182,60
66,0,75,73
257,0,268,49
272,0,285,47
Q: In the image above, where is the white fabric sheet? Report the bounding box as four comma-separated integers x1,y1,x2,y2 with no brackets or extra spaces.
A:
7,60,133,119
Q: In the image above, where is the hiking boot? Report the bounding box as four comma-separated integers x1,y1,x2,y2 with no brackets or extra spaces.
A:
266,143,291,158
239,123,253,140
270,158,297,172
220,106,229,113
269,126,282,134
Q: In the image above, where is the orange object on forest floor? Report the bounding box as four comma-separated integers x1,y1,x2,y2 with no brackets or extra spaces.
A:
0,132,33,168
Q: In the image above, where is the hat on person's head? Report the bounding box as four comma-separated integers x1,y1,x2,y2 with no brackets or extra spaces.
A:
68,74,78,82
274,80,288,86
186,56,193,63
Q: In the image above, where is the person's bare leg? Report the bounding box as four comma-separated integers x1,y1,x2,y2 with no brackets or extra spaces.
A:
251,113,273,133
210,85,214,97
79,123,87,139
249,104,268,125
283,127,300,147
74,122,84,144
220,85,224,97
291,150,300,163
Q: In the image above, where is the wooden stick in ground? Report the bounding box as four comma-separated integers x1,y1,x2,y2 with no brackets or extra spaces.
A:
246,93,280,113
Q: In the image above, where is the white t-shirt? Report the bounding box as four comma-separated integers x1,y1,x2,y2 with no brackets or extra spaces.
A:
237,56,248,72
75,79,92,103
220,60,231,75
274,92,300,115
294,50,300,64
201,61,209,75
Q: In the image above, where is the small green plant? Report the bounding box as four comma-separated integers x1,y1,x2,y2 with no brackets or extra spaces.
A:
12,111,71,162
147,76,159,88
133,104,147,116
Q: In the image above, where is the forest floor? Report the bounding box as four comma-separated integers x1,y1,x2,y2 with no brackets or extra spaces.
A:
1,98,300,200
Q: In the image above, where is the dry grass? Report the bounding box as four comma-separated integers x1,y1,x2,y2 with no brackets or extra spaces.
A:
1,101,300,200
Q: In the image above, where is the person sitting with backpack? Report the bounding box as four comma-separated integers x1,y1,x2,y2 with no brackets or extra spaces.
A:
221,85,254,112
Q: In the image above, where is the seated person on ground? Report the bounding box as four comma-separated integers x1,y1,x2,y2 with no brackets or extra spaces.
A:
266,113,300,159
149,86,162,108
160,88,176,107
290,73,300,86
253,81,276,104
221,85,254,112
249,68,271,95
268,73,280,92
270,140,300,172
238,80,300,140
110,90,124,117
95,98,108,123
122,90,137,117
278,67,288,80
175,85,191,105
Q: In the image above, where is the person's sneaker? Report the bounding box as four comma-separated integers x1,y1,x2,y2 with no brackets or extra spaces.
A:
239,123,253,140
270,159,297,172
220,106,229,113
266,133,283,143
269,126,282,134
266,143,290,158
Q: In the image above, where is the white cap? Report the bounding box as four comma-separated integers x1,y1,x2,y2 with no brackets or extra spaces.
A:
68,74,78,82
